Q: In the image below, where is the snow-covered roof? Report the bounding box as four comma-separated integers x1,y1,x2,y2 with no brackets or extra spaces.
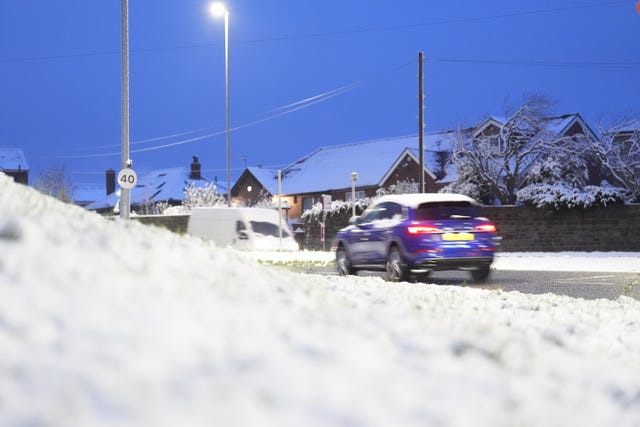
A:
611,119,640,134
474,113,598,141
280,133,457,194
73,183,106,205
472,116,505,137
375,193,478,209
544,113,598,140
247,167,280,194
86,167,212,210
0,148,29,171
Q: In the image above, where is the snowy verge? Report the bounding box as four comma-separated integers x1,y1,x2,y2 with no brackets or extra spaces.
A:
1,174,639,427
494,252,640,273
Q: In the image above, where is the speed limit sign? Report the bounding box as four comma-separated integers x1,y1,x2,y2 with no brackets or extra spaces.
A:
117,168,138,190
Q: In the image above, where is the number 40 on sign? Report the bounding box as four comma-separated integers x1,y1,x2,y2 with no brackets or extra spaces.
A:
117,169,138,190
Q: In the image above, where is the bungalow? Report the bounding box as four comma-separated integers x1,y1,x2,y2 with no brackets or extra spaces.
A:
0,148,29,185
86,156,216,214
234,133,459,219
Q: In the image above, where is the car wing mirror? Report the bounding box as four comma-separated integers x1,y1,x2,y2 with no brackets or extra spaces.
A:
238,230,249,240
349,215,361,226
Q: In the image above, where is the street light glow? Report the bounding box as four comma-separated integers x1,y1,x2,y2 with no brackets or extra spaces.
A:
209,2,232,206
209,2,227,17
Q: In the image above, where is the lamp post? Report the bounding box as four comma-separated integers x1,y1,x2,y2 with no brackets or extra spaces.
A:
210,3,231,207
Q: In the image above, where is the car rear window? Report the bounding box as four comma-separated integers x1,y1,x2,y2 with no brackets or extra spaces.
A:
415,201,480,220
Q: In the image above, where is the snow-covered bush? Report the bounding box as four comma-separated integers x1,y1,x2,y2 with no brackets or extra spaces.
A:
301,198,375,250
139,200,170,215
517,184,627,210
301,198,374,222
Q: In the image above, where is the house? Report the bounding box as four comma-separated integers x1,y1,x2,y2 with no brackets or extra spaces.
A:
235,112,602,218
235,133,458,219
0,148,29,185
472,113,598,143
231,166,281,207
86,156,215,214
608,119,640,144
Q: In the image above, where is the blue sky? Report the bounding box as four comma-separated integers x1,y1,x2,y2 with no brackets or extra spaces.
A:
1,0,639,188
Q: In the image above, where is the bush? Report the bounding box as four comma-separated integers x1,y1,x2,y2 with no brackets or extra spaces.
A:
517,184,627,210
301,199,374,250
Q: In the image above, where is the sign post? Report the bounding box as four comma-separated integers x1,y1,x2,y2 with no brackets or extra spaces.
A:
321,194,331,251
351,171,358,218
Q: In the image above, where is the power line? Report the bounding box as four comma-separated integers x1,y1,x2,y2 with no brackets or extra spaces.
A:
54,61,414,159
425,57,640,70
242,1,632,44
0,1,631,64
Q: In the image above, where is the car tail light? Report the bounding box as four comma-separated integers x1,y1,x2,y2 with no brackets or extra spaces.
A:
407,225,440,235
475,223,496,233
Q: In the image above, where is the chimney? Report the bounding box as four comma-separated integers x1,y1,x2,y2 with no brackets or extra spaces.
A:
106,169,116,195
190,155,202,180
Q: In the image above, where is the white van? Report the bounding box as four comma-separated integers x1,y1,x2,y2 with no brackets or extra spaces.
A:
187,207,299,251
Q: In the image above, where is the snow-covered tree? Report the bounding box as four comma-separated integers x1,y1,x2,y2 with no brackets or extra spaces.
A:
593,118,640,202
182,182,226,209
445,96,591,205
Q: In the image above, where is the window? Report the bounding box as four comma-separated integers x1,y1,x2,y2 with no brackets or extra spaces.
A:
359,202,404,223
416,202,479,221
250,221,291,238
302,197,315,212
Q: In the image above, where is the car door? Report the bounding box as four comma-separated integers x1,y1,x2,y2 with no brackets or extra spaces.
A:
369,202,403,263
347,204,383,264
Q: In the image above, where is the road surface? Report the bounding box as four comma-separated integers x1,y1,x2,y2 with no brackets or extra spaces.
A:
304,266,639,300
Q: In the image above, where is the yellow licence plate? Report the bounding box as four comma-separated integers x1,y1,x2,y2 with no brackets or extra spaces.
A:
442,233,474,241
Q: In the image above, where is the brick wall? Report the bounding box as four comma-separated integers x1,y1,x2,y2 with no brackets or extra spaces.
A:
479,204,640,252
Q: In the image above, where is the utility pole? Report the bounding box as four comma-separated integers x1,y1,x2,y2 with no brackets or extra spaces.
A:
120,0,131,219
418,51,425,193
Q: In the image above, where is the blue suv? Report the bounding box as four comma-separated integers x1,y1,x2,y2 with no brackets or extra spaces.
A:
334,194,499,282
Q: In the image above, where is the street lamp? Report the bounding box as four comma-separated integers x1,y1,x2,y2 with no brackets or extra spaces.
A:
210,2,231,207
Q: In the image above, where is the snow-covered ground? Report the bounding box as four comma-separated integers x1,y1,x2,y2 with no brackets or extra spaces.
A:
1,174,639,427
240,249,640,273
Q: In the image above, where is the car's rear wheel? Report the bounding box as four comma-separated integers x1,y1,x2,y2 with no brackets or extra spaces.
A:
336,245,356,276
471,265,491,282
386,246,409,282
